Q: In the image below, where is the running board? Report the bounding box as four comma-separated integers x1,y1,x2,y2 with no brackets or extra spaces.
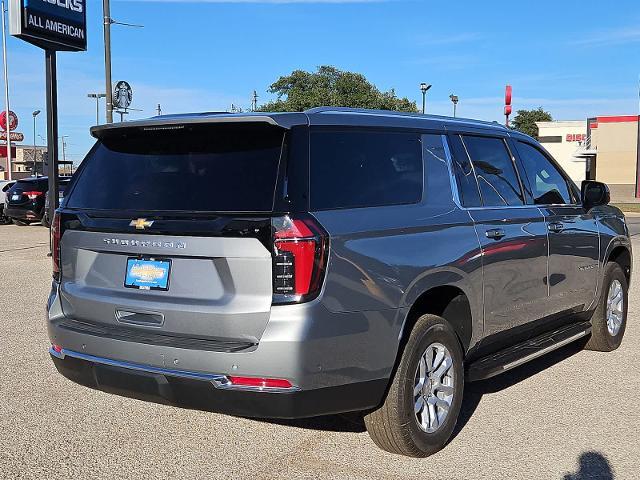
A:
466,322,591,382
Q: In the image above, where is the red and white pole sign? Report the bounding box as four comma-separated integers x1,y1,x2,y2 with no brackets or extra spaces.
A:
504,85,512,127
0,110,18,131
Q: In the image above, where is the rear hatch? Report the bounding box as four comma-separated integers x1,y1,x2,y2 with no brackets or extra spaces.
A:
57,121,303,349
7,178,47,208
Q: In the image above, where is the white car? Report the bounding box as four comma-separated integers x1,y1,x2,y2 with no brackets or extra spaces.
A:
0,180,15,225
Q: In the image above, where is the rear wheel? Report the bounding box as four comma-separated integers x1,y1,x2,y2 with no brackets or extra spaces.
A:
12,219,29,226
41,216,50,228
585,262,628,352
364,314,464,457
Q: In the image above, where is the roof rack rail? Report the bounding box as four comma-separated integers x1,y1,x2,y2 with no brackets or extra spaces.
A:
304,106,509,130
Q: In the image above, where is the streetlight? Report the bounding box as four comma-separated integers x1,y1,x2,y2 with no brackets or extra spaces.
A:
88,93,106,125
32,110,41,176
449,94,459,118
420,83,432,114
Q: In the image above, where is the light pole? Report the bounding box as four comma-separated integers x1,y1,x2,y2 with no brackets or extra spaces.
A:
32,110,40,176
103,0,113,123
1,0,12,180
449,94,459,118
88,93,106,125
420,83,431,114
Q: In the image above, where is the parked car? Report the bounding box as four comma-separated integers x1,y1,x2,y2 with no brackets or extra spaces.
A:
42,178,71,228
5,177,65,226
47,108,632,457
0,180,15,225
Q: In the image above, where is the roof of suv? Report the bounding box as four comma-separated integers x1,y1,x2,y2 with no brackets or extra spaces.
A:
90,107,516,139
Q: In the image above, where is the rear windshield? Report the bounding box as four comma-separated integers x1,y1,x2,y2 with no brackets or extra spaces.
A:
67,123,286,212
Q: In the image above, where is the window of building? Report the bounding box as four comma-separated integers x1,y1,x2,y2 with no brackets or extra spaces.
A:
462,136,524,207
310,129,423,210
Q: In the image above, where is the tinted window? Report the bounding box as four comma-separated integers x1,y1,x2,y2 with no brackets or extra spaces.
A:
449,135,481,207
463,136,523,207
67,124,286,212
423,134,453,205
515,141,574,205
310,130,422,210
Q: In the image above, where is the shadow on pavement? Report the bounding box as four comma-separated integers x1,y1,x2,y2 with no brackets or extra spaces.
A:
452,339,587,440
258,340,590,436
563,451,614,480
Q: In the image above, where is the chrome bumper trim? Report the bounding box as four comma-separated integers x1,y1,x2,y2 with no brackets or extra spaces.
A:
49,347,299,393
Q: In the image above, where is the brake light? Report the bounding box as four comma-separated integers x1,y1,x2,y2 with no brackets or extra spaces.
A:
272,215,328,303
23,191,43,200
51,213,61,281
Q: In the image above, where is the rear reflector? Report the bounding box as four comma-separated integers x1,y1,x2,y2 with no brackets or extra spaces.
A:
227,376,293,389
52,344,62,353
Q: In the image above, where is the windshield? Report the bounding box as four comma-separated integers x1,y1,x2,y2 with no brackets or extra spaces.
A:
67,123,287,213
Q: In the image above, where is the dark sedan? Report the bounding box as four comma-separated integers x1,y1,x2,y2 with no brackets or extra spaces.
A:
5,177,69,226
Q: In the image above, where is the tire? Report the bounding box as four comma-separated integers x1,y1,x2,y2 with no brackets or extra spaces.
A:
364,314,464,457
41,216,50,228
12,219,29,226
585,262,628,352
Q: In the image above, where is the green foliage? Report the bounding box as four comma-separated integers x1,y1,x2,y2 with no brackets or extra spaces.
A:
511,107,553,139
259,66,418,113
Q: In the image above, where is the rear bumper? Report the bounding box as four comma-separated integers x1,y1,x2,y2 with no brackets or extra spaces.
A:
4,206,42,221
50,347,387,418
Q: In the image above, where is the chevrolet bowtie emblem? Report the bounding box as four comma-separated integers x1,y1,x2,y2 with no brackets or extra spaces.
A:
130,218,154,230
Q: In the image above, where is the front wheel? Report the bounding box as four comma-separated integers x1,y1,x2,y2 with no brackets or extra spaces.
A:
364,314,464,457
585,262,628,352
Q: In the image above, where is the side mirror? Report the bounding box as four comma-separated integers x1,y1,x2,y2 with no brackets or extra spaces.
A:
581,180,610,210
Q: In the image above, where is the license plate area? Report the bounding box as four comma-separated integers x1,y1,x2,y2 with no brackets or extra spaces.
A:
124,257,171,291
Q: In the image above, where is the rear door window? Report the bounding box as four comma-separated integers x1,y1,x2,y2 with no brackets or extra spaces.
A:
310,129,423,210
67,123,286,213
462,135,524,207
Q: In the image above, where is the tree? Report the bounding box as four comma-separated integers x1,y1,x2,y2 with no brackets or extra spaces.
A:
511,107,553,139
259,66,417,113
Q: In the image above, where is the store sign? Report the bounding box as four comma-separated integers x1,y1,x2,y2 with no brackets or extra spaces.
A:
9,0,87,52
566,134,587,142
0,131,25,142
0,110,18,131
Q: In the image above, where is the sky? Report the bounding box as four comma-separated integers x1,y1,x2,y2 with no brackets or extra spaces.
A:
4,0,640,164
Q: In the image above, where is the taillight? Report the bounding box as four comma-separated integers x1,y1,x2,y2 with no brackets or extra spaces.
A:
272,215,328,303
23,191,43,200
51,212,61,281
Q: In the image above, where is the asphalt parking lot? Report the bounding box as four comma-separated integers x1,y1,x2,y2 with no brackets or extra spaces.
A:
1,223,639,480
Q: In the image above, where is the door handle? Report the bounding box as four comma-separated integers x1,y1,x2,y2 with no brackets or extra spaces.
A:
548,222,564,233
485,228,506,240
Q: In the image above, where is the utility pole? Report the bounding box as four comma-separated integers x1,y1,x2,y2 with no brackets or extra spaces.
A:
157,103,162,116
251,90,258,112
1,1,12,180
103,0,113,123
32,110,41,176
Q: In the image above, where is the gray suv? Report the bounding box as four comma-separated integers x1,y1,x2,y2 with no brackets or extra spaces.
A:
48,107,632,457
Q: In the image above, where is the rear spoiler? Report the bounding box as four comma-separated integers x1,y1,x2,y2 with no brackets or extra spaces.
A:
90,112,308,139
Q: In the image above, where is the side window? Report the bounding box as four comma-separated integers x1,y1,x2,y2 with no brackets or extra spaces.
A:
448,134,482,207
422,134,454,205
462,135,524,207
310,129,423,210
515,141,574,205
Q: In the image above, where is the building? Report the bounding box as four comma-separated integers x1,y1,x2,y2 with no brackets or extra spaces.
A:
0,145,74,180
536,120,589,183
537,115,639,200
